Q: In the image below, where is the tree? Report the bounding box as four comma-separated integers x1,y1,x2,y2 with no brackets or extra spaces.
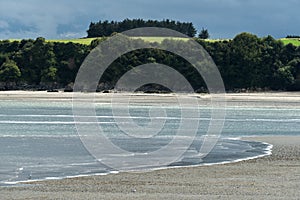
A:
41,66,58,82
229,32,262,88
0,59,21,82
274,65,295,89
198,28,209,39
14,37,57,84
87,19,197,37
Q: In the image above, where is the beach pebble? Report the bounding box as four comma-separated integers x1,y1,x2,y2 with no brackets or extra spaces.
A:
131,188,137,193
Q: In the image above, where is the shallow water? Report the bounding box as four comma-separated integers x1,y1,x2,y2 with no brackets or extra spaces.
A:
0,100,299,184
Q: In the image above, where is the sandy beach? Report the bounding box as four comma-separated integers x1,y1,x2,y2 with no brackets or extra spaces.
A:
0,90,300,108
0,91,299,199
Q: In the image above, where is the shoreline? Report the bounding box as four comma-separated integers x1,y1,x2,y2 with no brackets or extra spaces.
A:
1,136,299,199
1,137,273,186
0,90,300,108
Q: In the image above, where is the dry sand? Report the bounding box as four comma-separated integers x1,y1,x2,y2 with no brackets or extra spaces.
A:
1,90,300,107
0,91,299,199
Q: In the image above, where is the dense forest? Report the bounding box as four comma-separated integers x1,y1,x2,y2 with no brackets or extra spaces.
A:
87,19,197,37
199,34,300,91
0,32,300,92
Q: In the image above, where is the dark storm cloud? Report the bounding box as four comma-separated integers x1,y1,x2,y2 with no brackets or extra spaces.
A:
0,0,299,39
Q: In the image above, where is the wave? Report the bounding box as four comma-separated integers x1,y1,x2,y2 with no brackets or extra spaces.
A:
0,138,273,186
2,171,117,185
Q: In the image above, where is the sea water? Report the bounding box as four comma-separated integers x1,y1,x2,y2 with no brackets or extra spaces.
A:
0,99,299,184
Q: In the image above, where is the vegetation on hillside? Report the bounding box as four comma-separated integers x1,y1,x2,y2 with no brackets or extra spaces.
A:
87,19,197,37
280,38,300,46
0,32,300,91
197,33,300,90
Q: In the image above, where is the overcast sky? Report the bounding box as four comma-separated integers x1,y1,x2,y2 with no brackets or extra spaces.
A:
0,0,299,39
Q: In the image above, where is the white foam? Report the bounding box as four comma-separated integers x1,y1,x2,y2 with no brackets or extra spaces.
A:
126,139,273,171
1,171,117,185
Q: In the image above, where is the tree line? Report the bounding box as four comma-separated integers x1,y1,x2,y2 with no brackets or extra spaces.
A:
197,33,300,91
87,19,197,37
0,33,300,91
286,35,300,38
0,37,90,90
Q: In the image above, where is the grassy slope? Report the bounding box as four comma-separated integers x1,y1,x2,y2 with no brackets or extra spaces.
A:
50,37,300,46
280,38,300,46
48,37,190,44
46,38,100,45
5,37,300,46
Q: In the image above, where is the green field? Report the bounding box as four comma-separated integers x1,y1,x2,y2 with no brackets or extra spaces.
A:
48,37,190,44
46,38,101,45
6,37,188,45
6,38,100,45
279,38,300,46
5,37,300,46
132,36,190,43
50,37,300,46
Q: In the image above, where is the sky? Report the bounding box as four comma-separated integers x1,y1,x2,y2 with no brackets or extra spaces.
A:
0,0,299,39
